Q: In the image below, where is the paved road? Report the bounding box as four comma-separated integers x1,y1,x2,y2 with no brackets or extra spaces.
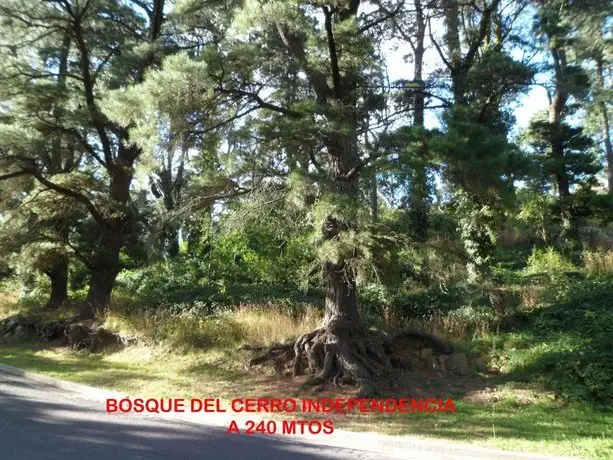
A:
0,371,567,460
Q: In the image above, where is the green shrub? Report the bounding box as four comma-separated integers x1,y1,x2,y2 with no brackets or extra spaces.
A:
502,276,613,408
525,247,577,279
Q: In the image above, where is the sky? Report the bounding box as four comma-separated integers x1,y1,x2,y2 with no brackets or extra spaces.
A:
383,36,551,133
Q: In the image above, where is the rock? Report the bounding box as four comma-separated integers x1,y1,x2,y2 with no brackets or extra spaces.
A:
446,353,470,375
422,356,435,369
2,316,22,334
90,327,123,353
420,348,433,359
35,320,69,343
407,358,421,371
13,325,31,341
436,354,449,370
66,323,92,350
474,356,488,372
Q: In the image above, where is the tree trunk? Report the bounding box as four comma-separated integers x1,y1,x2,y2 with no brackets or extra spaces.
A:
602,103,613,195
165,226,180,258
443,0,464,103
546,44,576,242
408,0,429,242
162,186,180,257
83,226,123,318
548,46,571,198
43,32,71,311
322,132,361,330
369,171,379,224
82,158,134,319
596,58,613,195
45,257,68,309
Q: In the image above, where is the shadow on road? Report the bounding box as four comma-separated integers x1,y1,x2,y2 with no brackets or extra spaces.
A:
0,375,371,460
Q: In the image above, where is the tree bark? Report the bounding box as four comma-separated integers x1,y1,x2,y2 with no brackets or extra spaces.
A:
43,31,71,311
83,224,123,318
322,132,361,330
596,58,613,195
73,2,165,317
409,0,429,241
82,151,134,318
45,257,68,309
442,0,465,103
548,44,571,198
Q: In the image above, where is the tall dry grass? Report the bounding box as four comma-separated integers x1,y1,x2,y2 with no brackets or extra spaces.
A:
0,289,27,320
104,302,322,350
584,251,613,276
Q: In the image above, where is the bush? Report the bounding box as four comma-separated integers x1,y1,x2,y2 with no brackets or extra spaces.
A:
530,277,613,408
525,247,577,279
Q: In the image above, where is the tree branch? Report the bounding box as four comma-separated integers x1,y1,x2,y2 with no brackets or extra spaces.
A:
275,22,331,104
323,6,342,100
216,87,304,119
428,18,452,70
0,170,32,181
30,169,104,225
72,17,115,166
359,1,404,34
462,0,501,73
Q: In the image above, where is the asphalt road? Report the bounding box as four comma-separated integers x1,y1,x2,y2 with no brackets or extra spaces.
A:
0,370,567,460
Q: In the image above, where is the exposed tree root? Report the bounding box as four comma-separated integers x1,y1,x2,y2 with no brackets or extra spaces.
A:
0,313,131,352
241,322,454,396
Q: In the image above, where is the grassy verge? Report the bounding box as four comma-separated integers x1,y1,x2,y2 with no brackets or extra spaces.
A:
1,255,612,458
1,341,611,458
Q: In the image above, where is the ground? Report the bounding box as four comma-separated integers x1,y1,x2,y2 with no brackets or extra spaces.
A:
0,340,611,459
1,251,612,459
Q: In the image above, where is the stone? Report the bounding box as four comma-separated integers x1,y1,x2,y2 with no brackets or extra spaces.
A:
420,348,433,359
446,353,470,375
474,356,488,372
422,356,435,369
66,323,92,350
3,316,21,334
13,324,35,341
436,354,449,370
89,327,123,353
407,358,421,371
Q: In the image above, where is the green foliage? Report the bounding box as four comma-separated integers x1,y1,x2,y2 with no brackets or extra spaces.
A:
527,119,600,189
525,247,577,279
455,191,500,281
516,191,558,244
0,0,612,425
501,276,613,408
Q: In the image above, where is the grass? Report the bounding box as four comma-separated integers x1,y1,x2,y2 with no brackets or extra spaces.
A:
2,250,613,459
584,251,613,276
1,341,611,458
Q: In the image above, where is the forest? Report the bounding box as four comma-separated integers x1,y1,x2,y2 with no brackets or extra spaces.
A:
0,0,612,457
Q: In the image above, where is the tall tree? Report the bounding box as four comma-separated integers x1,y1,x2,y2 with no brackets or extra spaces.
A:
119,0,426,391
378,0,432,240
0,0,169,318
528,0,600,238
431,0,532,279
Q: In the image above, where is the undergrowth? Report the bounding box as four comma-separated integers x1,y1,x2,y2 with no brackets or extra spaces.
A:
2,246,612,411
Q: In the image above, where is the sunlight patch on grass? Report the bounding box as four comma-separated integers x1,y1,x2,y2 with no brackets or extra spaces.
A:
1,342,611,459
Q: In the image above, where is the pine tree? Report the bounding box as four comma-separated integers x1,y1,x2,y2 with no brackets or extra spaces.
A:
0,0,170,317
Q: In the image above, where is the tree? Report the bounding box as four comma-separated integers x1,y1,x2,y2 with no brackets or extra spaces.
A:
527,0,602,239
429,0,532,280
0,20,82,308
377,0,432,240
117,0,432,391
570,0,613,194
0,0,170,318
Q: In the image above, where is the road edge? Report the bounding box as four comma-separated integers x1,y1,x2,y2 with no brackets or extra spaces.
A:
0,361,576,460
